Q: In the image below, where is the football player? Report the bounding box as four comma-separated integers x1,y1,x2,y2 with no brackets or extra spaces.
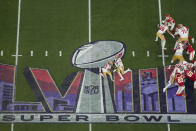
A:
155,21,175,50
114,55,125,81
101,61,114,81
173,24,194,49
169,42,185,69
184,63,196,89
164,14,175,31
185,42,195,62
163,64,186,96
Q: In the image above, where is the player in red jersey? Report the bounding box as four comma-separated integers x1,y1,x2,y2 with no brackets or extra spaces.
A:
175,72,186,96
164,14,175,31
184,63,196,89
163,64,186,96
185,42,195,62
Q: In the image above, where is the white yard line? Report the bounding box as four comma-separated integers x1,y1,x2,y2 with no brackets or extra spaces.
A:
158,0,170,131
11,0,22,131
0,50,3,56
132,51,135,57
30,50,34,56
88,0,92,131
88,0,91,43
45,50,48,56
147,50,150,57
59,50,62,56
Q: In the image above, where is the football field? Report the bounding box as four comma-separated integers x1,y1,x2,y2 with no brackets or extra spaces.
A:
0,0,196,131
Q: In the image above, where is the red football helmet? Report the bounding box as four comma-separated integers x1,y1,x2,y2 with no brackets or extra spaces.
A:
166,14,170,18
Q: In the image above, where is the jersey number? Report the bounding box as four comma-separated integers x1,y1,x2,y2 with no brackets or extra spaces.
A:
160,26,165,31
187,71,193,77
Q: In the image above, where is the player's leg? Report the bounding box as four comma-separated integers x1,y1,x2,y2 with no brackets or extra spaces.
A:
179,56,185,63
173,40,179,50
100,68,104,77
120,66,125,74
117,67,124,81
159,35,166,49
176,86,185,96
171,55,177,64
194,81,196,89
155,32,159,42
170,23,175,31
190,51,195,61
188,36,194,44
163,75,175,92
106,71,114,81
103,72,107,78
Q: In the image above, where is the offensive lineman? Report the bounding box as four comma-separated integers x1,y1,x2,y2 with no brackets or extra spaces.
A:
169,42,185,69
155,21,175,50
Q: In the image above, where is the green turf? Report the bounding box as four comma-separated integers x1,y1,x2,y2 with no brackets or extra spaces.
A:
0,0,18,65
1,0,196,130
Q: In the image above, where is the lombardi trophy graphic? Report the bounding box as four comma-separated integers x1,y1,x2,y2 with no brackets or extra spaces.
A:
72,40,125,113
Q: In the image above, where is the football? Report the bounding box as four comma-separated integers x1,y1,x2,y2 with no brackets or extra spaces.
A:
72,40,125,68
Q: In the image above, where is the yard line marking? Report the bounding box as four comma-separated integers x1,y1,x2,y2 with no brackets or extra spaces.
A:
12,54,22,57
147,50,150,57
158,0,162,25
89,123,92,131
0,50,3,56
158,55,169,57
132,51,135,57
167,124,170,131
45,50,48,56
30,50,33,56
12,0,22,131
88,0,91,43
88,0,92,131
59,50,62,56
158,0,170,131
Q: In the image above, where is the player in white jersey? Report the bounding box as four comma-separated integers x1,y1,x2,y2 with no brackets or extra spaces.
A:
171,42,185,64
113,54,131,81
101,61,114,81
155,21,175,50
173,24,189,49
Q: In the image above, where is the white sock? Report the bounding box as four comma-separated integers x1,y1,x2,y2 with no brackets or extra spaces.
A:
161,40,166,48
155,36,158,41
118,72,124,80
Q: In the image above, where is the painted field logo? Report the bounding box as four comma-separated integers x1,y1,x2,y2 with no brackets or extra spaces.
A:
0,40,196,123
84,85,99,95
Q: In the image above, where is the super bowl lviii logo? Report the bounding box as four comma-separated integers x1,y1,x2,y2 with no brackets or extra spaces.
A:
0,40,196,123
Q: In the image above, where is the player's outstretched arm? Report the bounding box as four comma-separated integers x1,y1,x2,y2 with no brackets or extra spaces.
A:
167,29,175,38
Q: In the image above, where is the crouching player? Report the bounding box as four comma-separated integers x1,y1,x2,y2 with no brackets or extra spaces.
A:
163,64,186,96
101,61,114,81
168,42,185,69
